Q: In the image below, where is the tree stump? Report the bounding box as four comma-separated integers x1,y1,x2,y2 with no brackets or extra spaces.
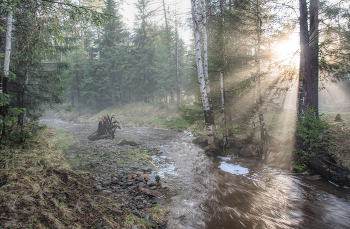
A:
88,115,120,141
335,114,342,121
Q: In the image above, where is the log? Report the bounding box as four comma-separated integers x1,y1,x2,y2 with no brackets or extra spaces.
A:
88,115,120,141
309,156,350,187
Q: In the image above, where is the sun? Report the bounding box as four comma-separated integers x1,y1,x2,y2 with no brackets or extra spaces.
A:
274,34,300,65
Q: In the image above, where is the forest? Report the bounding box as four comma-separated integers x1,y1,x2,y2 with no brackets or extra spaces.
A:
1,0,350,228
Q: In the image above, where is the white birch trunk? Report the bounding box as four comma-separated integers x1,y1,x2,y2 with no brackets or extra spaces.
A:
3,11,13,94
200,0,210,93
191,0,216,145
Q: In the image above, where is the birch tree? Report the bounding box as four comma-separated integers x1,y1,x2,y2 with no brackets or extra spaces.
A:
200,0,210,94
191,0,216,145
2,11,13,97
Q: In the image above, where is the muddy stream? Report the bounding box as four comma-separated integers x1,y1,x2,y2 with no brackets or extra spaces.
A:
41,118,350,229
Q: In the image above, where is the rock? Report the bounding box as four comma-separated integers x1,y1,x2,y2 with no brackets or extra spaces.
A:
96,222,102,229
147,181,157,187
150,186,157,190
95,185,104,191
100,190,114,196
113,210,123,215
131,226,138,229
139,187,162,197
162,186,169,189
192,136,208,148
138,182,146,188
127,175,133,180
136,177,143,182
111,177,119,184
142,167,152,173
102,180,110,186
140,174,150,181
306,175,321,180
239,147,253,157
90,161,100,168
335,114,342,121
127,181,134,186
118,139,138,146
128,186,136,190
137,204,144,209
132,209,142,218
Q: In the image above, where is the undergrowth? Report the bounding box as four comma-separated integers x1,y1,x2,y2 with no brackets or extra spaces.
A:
294,109,332,172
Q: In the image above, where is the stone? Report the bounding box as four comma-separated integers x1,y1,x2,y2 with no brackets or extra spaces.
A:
150,186,157,190
139,187,162,197
102,180,110,187
192,136,208,148
113,210,123,215
131,226,138,229
306,174,321,180
95,185,103,191
96,222,102,229
140,174,150,181
137,204,144,209
239,147,253,157
138,182,146,188
90,161,100,168
127,175,132,180
136,177,143,182
128,186,136,190
143,167,152,173
162,186,169,189
147,181,157,187
127,181,134,186
100,190,113,196
132,209,142,218
111,177,119,184
117,139,138,146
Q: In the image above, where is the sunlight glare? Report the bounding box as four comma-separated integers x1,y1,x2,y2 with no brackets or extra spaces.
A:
274,34,300,65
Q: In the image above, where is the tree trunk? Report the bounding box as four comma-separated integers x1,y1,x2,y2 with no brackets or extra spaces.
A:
175,24,180,113
309,0,319,116
3,11,13,95
79,0,84,60
1,11,13,137
256,0,268,140
191,0,216,145
200,0,211,94
220,72,227,148
298,0,311,117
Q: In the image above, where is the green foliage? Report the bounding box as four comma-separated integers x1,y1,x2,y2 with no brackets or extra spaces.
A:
294,109,330,171
0,94,9,107
180,105,203,125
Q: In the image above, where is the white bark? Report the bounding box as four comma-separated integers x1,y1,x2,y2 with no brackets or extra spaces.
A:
200,0,210,93
3,11,13,94
191,0,215,144
191,0,209,111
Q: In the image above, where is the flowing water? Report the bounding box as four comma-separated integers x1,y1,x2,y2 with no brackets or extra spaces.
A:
41,118,350,229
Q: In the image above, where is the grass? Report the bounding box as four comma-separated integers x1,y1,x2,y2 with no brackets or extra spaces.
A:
54,101,192,131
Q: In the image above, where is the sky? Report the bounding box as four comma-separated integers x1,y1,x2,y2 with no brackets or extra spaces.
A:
119,0,193,44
